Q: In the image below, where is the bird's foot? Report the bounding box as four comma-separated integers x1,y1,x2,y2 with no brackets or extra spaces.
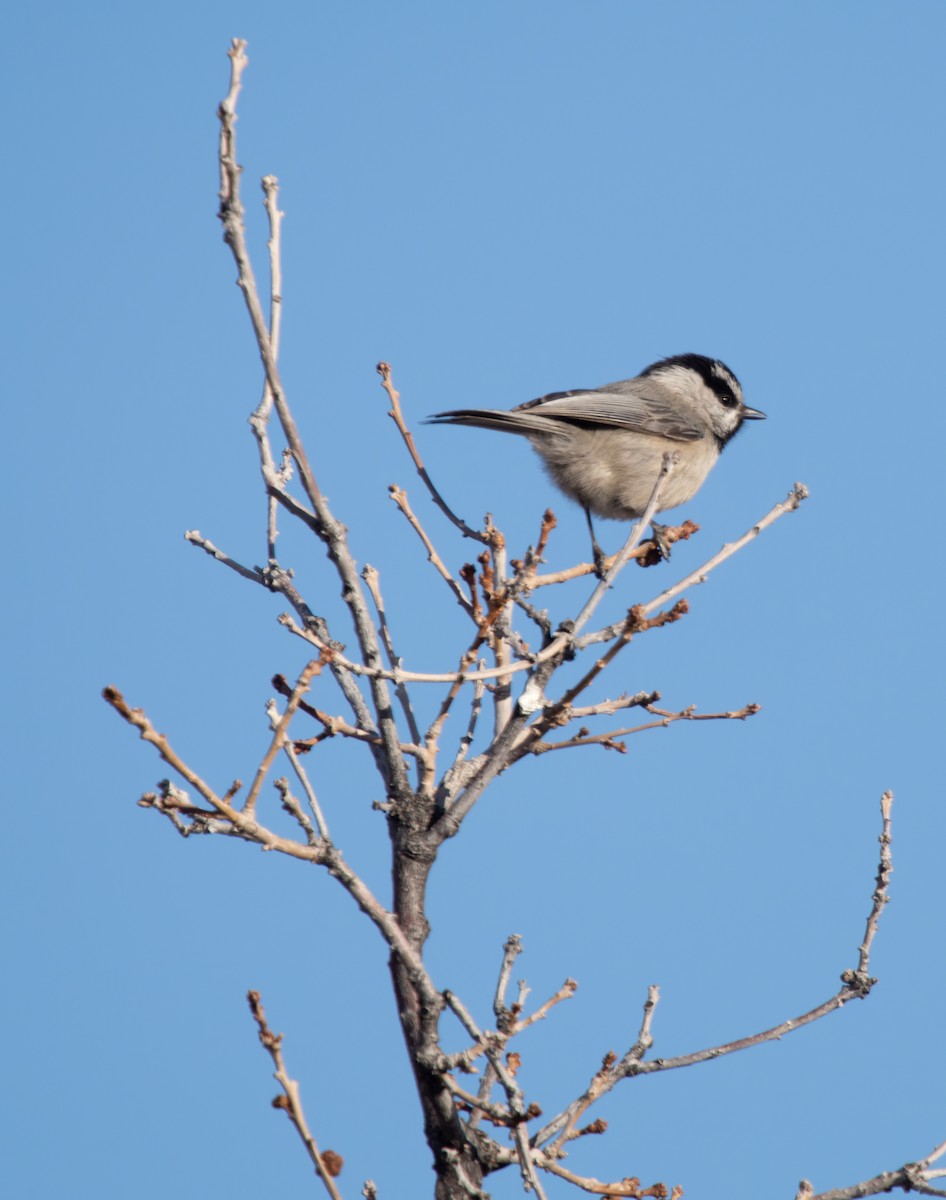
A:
649,521,673,562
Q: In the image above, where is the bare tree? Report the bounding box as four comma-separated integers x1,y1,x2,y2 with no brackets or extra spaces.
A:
104,40,945,1200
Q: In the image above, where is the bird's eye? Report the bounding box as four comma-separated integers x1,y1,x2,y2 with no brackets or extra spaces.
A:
717,391,739,409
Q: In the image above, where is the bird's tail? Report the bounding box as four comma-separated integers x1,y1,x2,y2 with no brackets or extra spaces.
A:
426,409,556,437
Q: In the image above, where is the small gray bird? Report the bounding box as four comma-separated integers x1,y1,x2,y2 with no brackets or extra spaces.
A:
428,353,765,563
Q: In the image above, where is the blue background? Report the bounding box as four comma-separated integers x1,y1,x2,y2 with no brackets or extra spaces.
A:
4,3,944,1197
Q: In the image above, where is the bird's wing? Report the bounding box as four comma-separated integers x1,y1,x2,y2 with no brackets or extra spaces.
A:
514,383,705,441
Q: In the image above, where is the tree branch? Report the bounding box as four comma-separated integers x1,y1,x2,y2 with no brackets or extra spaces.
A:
102,686,442,1010
581,483,810,649
243,658,328,817
798,1135,946,1200
378,360,490,545
533,792,894,1151
247,990,345,1200
217,39,410,803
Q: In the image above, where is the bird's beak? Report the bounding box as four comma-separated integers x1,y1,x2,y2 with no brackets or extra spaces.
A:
741,405,766,420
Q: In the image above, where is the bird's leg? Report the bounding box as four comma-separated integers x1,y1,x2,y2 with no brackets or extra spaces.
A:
584,507,608,578
649,521,673,561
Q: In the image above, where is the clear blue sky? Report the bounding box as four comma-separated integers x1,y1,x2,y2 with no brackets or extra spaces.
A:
4,3,945,1197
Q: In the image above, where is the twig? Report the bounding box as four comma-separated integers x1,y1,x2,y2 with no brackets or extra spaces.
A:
494,934,523,1028
378,361,489,545
422,645,486,794
529,1155,673,1199
487,521,516,733
361,564,424,747
185,530,267,583
512,979,578,1035
567,691,660,719
274,776,319,845
508,508,558,588
853,789,893,981
625,984,660,1063
582,482,810,649
447,668,486,773
387,486,475,615
922,1138,946,1173
252,173,286,559
245,174,302,560
104,686,242,824
245,659,327,817
259,175,284,416
530,702,760,755
282,742,331,840
247,990,345,1200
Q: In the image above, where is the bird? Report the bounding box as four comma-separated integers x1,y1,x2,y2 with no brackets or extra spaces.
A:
428,353,765,567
